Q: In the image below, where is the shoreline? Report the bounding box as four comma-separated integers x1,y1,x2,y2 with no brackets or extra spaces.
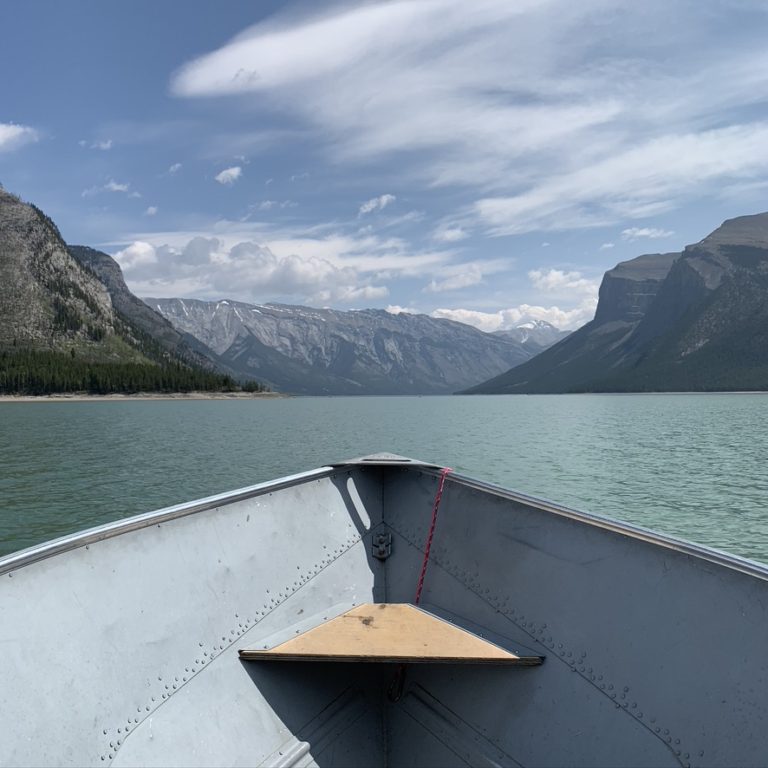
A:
0,391,286,403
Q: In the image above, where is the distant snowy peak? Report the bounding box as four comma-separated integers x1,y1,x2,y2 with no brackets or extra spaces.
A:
493,320,569,349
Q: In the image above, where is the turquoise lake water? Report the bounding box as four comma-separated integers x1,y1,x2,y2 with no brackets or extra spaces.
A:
1,394,767,562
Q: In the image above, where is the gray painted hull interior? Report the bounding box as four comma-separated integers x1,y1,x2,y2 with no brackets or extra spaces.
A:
1,453,767,767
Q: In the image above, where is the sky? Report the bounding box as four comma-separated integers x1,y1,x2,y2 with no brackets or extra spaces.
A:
2,1,768,331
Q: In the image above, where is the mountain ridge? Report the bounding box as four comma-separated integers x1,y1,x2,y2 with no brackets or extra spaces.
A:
149,298,560,395
465,212,768,393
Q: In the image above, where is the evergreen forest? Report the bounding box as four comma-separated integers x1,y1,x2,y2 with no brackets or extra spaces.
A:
0,350,268,396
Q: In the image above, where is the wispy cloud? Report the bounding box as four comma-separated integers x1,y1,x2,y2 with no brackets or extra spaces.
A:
621,227,674,241
600,242,615,250
215,166,242,185
144,206,158,216
170,0,768,235
168,162,182,174
91,139,113,150
82,179,139,198
255,200,296,211
0,122,38,153
433,225,468,243
359,194,396,216
424,264,483,293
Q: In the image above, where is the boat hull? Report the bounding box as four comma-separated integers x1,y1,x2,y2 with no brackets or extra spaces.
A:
1,456,767,767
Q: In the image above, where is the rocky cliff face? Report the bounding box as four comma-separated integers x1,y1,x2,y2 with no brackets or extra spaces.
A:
0,189,120,353
467,212,768,393
593,252,680,325
68,246,221,370
149,298,546,395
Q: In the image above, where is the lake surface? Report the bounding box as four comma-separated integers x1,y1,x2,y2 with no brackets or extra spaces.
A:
1,394,767,563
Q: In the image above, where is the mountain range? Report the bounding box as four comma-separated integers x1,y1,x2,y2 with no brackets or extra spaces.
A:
0,188,238,394
467,213,768,393
148,298,562,395
0,186,565,395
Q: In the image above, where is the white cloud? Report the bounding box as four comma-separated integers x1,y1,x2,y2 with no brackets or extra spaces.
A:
144,206,159,216
168,162,182,174
265,177,274,185
433,226,468,243
386,305,418,315
82,179,138,198
621,227,674,241
541,242,550,248
359,194,396,216
600,242,615,249
105,180,129,193
215,166,242,185
114,235,389,306
91,139,113,150
430,264,599,331
528,268,598,295
115,241,158,271
0,122,38,153
289,172,309,182
432,301,595,332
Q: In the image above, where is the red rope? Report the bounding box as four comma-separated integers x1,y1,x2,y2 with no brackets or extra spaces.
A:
414,467,452,605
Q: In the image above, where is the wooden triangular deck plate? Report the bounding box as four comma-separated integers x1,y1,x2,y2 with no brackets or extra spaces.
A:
239,603,541,665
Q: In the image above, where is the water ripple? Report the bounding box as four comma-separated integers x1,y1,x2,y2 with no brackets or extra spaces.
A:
1,394,767,563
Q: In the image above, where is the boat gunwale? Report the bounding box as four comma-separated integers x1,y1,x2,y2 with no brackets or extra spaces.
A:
422,465,768,583
3,457,768,584
0,466,335,575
